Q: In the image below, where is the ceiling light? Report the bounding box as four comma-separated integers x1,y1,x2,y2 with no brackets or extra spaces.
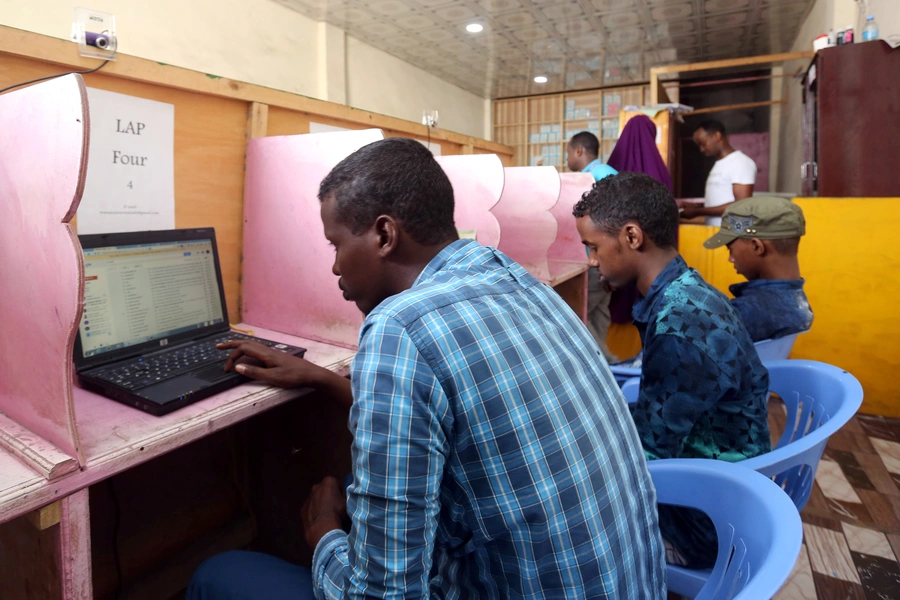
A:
534,75,548,83
466,23,484,33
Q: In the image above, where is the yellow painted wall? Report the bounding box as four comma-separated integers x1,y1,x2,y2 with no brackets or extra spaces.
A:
680,198,900,417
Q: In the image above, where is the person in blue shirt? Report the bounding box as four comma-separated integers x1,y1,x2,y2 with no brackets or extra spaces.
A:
188,138,666,599
567,131,618,182
567,131,619,361
574,172,770,569
704,196,813,342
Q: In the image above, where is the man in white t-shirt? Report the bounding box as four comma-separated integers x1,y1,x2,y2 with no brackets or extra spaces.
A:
682,120,757,226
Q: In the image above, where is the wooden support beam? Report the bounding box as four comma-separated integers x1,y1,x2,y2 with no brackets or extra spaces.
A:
26,500,61,530
59,489,93,599
650,51,815,77
669,72,800,88
0,26,512,156
246,102,269,139
689,99,787,116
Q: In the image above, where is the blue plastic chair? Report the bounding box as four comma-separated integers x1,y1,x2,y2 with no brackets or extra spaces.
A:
753,333,800,361
662,361,862,595
610,356,641,387
620,377,640,405
742,360,863,510
649,459,803,599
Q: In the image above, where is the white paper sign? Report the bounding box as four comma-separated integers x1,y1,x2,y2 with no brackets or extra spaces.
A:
78,88,175,234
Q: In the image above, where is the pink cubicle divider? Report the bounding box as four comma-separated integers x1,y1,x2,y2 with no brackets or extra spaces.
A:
242,129,384,349
0,75,88,467
492,167,561,281
550,172,595,262
435,155,503,247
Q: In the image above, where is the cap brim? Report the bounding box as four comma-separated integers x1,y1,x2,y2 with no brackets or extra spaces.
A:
703,230,739,249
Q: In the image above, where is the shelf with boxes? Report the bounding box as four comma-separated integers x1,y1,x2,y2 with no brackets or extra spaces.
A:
494,84,648,170
528,123,563,167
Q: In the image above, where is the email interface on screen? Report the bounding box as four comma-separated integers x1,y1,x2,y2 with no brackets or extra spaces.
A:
80,239,225,358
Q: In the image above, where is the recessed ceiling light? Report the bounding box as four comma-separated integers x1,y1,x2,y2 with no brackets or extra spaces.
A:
466,23,484,33
534,75,548,83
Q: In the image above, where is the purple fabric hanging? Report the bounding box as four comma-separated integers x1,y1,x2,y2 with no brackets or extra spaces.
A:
607,115,674,323
607,114,672,191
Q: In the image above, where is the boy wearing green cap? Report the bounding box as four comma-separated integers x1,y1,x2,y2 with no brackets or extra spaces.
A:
704,196,813,342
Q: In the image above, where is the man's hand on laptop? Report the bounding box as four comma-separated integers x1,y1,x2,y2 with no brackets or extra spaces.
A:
219,340,320,387
217,340,353,408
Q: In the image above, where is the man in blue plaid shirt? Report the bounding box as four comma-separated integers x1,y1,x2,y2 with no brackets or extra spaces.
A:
189,138,665,599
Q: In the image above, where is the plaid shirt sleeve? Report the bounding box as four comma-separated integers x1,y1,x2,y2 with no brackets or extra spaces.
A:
312,313,450,600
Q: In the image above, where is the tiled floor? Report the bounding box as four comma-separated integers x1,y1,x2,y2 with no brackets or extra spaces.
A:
774,412,900,599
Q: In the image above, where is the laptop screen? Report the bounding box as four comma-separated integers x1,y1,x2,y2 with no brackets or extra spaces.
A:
79,238,226,359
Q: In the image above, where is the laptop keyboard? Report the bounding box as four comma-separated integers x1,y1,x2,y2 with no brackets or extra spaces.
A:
90,333,289,391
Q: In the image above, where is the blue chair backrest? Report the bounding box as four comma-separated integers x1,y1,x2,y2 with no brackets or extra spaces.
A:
753,333,800,361
649,459,802,600
613,332,802,388
621,377,640,405
741,359,863,510
610,356,642,386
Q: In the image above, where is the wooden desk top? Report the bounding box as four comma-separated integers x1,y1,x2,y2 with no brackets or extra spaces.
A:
546,260,588,287
0,327,355,525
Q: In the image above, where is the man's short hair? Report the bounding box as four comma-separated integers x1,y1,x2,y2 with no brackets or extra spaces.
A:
696,120,726,136
569,131,600,157
769,237,801,256
572,172,679,249
318,138,458,246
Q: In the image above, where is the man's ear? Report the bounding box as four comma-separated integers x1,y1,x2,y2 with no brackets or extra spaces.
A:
372,214,400,258
623,223,644,250
750,237,766,256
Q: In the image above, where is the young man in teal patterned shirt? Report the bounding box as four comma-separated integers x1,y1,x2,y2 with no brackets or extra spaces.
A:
575,172,771,568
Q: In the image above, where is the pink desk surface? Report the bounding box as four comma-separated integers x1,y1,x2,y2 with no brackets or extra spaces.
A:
0,444,50,521
73,327,353,471
435,155,503,247
0,328,355,526
494,167,560,282
243,130,384,349
0,74,88,465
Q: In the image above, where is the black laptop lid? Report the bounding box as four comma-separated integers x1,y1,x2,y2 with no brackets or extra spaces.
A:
74,228,231,372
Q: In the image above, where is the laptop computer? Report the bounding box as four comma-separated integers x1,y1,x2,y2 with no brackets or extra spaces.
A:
74,228,306,416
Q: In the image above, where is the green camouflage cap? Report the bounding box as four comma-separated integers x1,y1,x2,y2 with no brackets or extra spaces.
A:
704,196,806,249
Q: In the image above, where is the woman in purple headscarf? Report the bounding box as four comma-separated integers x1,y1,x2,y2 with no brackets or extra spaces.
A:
606,115,673,324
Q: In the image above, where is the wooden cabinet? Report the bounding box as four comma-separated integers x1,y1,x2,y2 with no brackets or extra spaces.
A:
802,41,900,197
493,85,649,170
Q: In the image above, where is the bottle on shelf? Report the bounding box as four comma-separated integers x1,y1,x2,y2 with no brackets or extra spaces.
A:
837,29,845,45
862,15,879,41
845,25,854,44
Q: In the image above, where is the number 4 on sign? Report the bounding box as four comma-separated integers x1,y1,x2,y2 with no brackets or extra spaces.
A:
127,181,133,189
